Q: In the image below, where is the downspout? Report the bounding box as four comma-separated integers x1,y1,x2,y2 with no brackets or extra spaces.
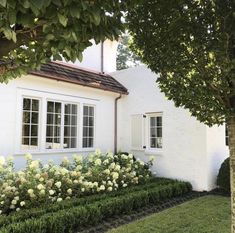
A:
101,41,104,73
114,94,122,154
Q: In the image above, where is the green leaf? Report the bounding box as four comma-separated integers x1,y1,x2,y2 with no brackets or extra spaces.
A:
46,34,55,40
57,13,68,27
3,28,12,40
0,0,6,7
12,31,17,43
8,10,16,24
92,11,101,26
78,52,83,62
70,6,80,19
31,0,44,10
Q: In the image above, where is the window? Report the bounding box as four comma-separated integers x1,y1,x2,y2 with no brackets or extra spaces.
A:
46,101,78,149
83,105,94,148
46,101,62,149
64,104,78,148
21,98,40,150
149,115,162,149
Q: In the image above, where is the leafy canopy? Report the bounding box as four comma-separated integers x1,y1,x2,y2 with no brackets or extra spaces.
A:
128,0,235,125
0,0,135,82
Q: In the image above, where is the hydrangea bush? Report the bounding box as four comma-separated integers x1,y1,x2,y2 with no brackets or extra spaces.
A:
0,150,153,215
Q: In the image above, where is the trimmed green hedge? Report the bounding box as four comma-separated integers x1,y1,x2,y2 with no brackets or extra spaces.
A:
0,180,192,233
0,177,175,228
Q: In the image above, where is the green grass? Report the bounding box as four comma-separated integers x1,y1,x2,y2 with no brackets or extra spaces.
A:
108,195,230,233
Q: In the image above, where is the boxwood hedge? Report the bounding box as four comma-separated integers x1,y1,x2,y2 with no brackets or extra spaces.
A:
0,178,192,233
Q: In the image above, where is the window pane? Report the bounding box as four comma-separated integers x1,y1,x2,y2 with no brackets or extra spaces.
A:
22,125,30,137
21,98,39,150
157,127,162,137
64,138,69,148
23,99,31,110
150,117,156,127
150,128,157,137
157,117,162,126
31,138,38,146
150,138,157,148
83,106,94,148
47,114,53,125
64,115,70,125
88,138,93,147
31,125,38,137
71,138,76,148
72,105,77,114
71,127,77,137
83,116,88,126
23,112,30,124
54,126,61,137
54,114,61,125
89,106,94,116
47,101,54,113
89,117,94,126
83,106,88,115
64,126,70,137
71,115,77,125
55,102,61,113
22,137,29,145
32,99,39,111
46,126,53,137
157,138,162,148
65,104,70,114
31,112,39,124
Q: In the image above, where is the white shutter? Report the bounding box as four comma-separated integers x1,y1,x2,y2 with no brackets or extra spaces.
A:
131,114,145,150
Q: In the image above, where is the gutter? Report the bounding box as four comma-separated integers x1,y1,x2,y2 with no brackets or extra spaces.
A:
114,94,122,154
101,41,104,73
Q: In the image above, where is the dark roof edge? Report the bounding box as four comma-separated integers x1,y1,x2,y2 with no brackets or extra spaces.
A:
29,70,129,95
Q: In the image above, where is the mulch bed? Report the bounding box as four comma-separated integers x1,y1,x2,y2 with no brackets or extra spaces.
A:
77,191,210,233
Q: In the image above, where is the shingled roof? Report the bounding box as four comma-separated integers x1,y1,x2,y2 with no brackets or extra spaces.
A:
29,62,128,95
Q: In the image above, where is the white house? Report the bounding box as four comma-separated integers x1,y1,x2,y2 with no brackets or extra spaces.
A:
0,41,228,191
112,66,229,191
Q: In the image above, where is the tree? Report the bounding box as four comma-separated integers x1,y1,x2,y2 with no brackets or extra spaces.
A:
0,0,135,82
127,0,235,231
116,32,141,70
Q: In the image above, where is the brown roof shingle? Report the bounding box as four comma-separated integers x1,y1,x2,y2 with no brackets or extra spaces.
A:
29,62,128,95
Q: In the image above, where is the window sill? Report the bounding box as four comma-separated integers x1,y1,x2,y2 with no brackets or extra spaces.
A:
144,149,163,155
14,148,95,156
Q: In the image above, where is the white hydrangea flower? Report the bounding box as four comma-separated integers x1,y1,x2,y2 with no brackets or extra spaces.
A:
57,198,63,202
55,181,62,189
27,189,34,195
67,189,72,195
107,187,113,192
99,185,105,191
0,156,5,166
37,184,45,190
49,190,55,195
20,201,25,207
24,153,32,160
11,199,17,205
112,172,119,180
94,159,101,166
95,149,101,155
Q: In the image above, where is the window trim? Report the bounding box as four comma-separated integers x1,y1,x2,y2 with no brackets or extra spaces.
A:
82,104,96,150
146,113,163,152
45,99,80,151
19,96,42,153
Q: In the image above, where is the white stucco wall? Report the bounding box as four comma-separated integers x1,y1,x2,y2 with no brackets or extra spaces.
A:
112,66,228,191
206,125,229,190
69,40,118,73
0,75,118,168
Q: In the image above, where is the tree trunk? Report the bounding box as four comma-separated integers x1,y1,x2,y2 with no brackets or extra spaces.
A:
227,117,235,233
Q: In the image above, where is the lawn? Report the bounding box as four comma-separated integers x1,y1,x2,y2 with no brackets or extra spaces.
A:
108,195,230,233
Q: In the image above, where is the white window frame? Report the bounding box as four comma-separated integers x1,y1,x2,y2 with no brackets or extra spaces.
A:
146,113,163,152
81,104,96,150
16,88,98,154
19,96,42,153
45,99,80,152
